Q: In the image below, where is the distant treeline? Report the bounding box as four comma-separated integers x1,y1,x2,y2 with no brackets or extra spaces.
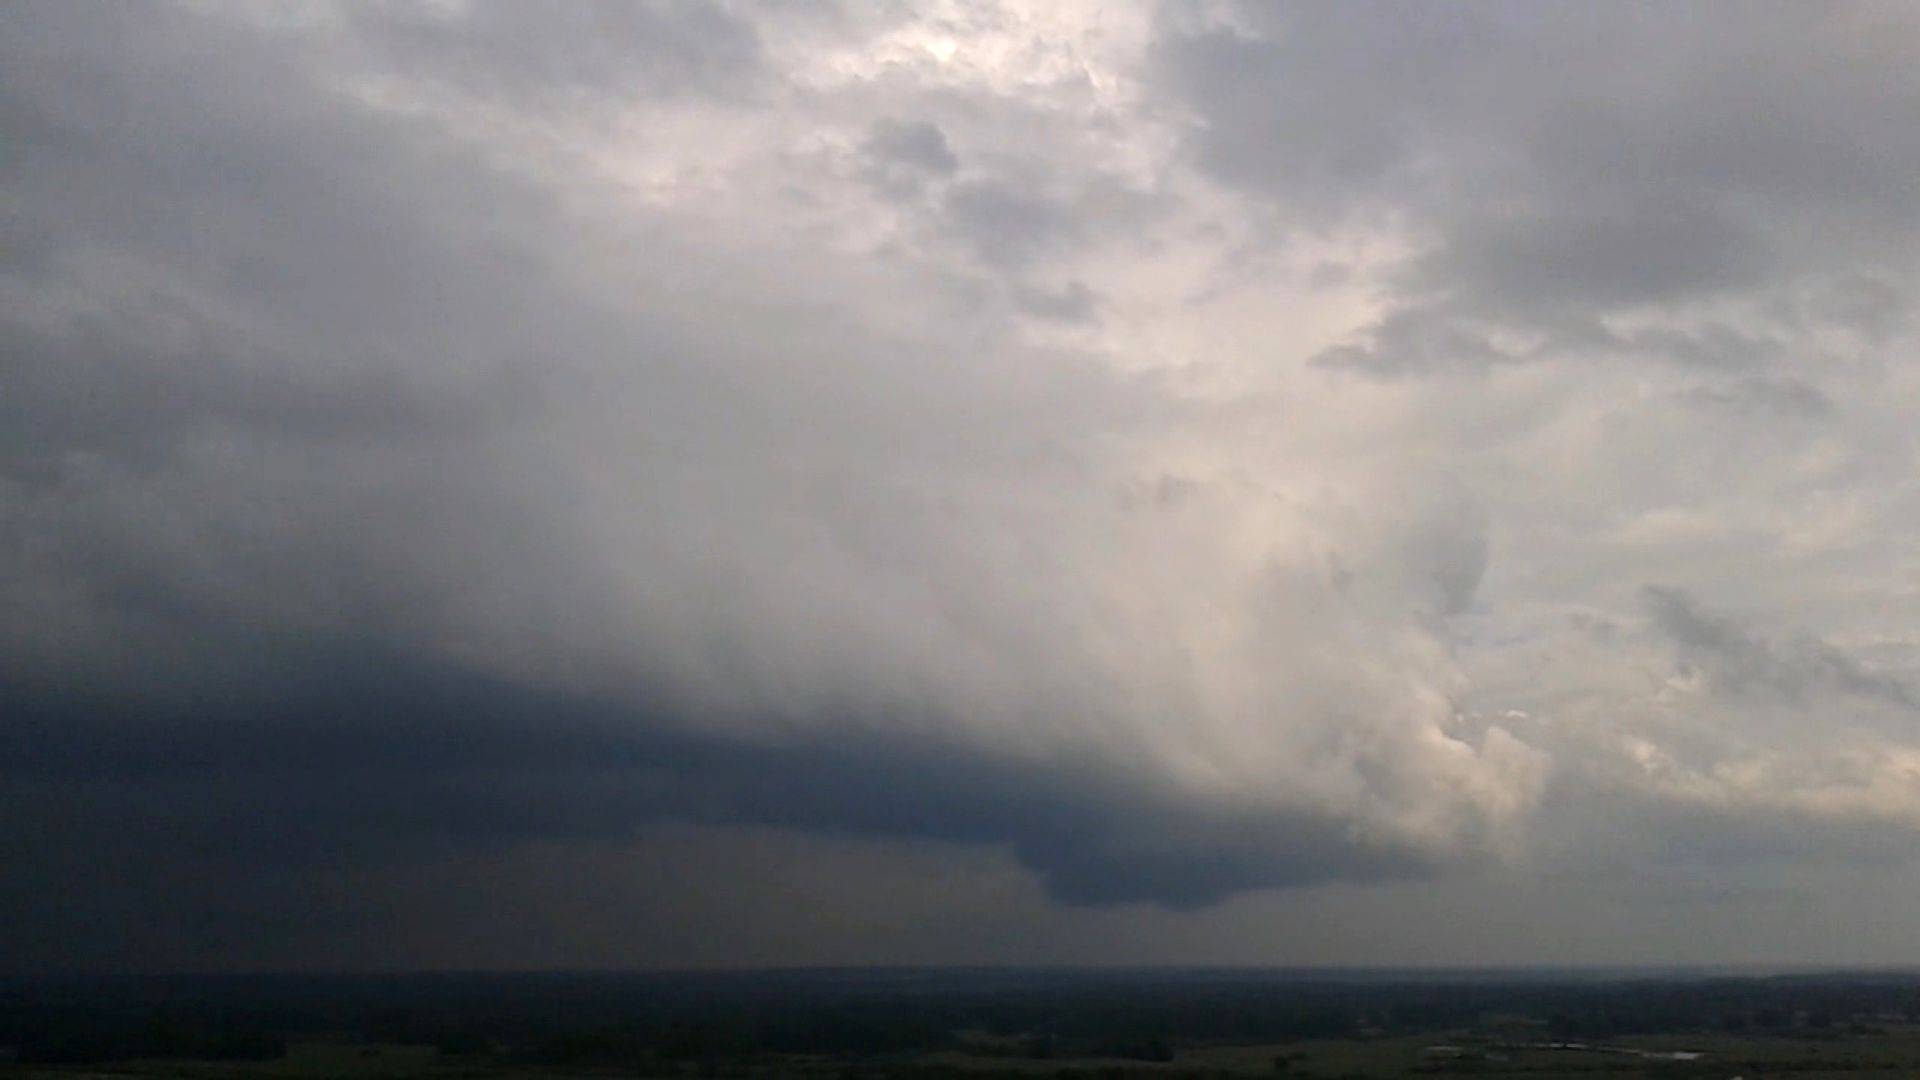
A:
5,970,1920,1066
4,1002,285,1064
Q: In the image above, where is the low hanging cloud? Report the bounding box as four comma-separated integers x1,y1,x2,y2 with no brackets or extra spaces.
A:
0,0,1539,940
5,1,1920,969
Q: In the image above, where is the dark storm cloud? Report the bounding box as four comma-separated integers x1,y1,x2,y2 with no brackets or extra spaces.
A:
11,0,1920,973
1308,306,1519,377
1642,586,1918,713
860,118,960,201
1158,1,1920,376
1162,2,1920,229
1679,376,1832,418
0,3,1453,955
358,0,766,102
0,634,1432,972
943,179,1079,267
0,2,568,494
1013,280,1099,324
866,118,959,176
1423,203,1769,317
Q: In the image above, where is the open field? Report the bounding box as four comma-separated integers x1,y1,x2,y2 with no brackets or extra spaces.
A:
11,972,1920,1078
14,1030,1920,1079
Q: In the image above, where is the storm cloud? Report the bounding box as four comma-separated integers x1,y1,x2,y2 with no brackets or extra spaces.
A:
5,1,1920,970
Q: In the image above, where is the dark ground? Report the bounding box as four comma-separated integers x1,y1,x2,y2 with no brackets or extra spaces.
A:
7,968,1920,1077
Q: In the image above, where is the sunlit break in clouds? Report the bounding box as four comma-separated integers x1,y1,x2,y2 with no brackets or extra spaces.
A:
6,1,1920,972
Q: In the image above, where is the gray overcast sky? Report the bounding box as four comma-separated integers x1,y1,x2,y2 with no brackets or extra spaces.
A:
6,0,1920,973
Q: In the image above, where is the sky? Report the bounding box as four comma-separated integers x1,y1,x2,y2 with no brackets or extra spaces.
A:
5,0,1920,973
